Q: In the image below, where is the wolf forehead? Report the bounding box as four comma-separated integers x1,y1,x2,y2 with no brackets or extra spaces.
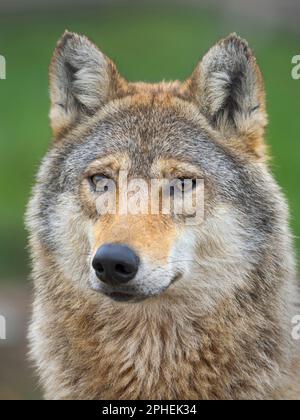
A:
59,102,215,163
45,97,237,191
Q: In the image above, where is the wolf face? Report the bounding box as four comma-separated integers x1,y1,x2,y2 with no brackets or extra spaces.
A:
27,31,288,307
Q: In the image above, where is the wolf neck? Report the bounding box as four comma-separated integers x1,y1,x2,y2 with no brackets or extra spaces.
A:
37,275,286,400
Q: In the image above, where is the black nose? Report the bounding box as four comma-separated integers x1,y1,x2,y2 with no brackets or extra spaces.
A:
92,244,140,285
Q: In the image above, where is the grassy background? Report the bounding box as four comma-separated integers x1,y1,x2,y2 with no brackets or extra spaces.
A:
0,5,299,281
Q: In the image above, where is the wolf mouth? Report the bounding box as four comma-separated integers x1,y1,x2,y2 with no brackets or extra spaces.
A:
101,288,152,303
106,291,141,302
96,273,183,302
170,272,183,285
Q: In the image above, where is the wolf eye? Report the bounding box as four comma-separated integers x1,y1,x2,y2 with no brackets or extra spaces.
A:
172,178,197,195
90,174,111,192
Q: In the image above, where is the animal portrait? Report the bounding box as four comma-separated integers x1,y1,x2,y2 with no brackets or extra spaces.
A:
25,31,300,400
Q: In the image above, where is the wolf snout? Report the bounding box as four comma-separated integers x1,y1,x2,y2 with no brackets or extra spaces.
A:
92,244,140,285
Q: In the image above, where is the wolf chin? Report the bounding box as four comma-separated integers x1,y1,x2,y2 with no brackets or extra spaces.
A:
26,31,300,400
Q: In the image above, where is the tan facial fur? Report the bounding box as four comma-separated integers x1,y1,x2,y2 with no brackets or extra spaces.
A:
83,156,203,299
92,215,179,263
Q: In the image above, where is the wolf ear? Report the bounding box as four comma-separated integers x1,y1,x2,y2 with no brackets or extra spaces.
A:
188,34,267,158
49,31,124,138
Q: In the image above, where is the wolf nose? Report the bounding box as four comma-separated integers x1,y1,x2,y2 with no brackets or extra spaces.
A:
92,244,140,285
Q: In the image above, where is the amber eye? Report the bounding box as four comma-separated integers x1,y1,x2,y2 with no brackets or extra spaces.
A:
171,178,197,195
90,174,111,192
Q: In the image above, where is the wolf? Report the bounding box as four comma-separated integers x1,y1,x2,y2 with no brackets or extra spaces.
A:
26,31,300,400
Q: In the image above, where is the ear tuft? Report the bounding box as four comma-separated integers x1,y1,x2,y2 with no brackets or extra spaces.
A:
189,34,267,156
49,31,122,138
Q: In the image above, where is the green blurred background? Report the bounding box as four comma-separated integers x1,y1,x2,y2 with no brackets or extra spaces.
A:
0,0,299,400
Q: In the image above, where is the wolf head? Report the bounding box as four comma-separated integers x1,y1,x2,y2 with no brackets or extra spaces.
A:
27,31,288,307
